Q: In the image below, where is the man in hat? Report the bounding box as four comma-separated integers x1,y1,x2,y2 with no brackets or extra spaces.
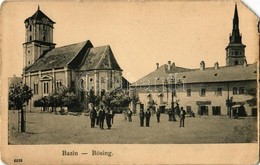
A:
145,108,151,127
179,107,186,127
89,103,97,128
139,108,145,127
98,105,106,129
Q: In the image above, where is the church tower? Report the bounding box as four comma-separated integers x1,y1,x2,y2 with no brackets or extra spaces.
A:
225,4,246,66
23,6,56,69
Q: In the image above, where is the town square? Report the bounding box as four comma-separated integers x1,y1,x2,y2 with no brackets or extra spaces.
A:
2,0,259,164
8,110,257,144
5,0,258,145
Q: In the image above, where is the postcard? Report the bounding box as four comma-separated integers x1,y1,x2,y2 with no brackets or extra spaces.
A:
1,0,259,164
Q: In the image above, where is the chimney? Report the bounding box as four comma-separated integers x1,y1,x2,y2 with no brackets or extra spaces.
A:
168,61,171,71
200,61,205,71
156,63,159,69
243,59,247,67
214,62,219,69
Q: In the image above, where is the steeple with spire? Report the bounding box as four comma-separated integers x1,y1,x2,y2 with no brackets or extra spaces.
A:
225,3,246,66
229,3,242,43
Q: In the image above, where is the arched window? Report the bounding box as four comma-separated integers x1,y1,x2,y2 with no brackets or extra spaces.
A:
29,25,32,31
43,35,46,41
29,35,32,41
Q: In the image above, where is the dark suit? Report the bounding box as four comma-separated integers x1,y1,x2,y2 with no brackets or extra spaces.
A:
139,110,145,127
90,109,97,128
145,110,151,127
156,109,161,123
98,109,105,129
106,110,112,129
179,109,186,127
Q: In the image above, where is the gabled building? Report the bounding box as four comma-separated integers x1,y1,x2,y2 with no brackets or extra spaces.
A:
130,4,257,116
23,7,125,111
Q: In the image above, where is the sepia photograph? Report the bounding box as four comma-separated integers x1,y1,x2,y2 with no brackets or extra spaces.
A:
1,0,259,164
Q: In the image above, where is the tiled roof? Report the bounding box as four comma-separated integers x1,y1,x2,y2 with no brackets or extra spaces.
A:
131,63,257,86
25,9,55,23
132,64,190,85
26,40,92,72
79,45,122,71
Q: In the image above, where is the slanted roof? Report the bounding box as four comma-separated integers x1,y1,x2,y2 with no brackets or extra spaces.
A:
122,77,130,89
25,8,55,23
131,63,257,86
131,64,190,86
26,40,92,72
177,63,257,84
79,45,122,71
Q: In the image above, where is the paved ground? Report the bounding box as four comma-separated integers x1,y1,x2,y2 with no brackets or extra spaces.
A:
8,110,257,144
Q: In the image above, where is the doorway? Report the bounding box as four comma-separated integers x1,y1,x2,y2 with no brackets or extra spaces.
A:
198,106,208,115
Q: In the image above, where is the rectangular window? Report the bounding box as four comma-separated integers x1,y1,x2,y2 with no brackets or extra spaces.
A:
186,106,191,113
233,87,238,95
216,88,222,96
56,80,62,89
212,106,221,115
43,82,49,94
187,89,191,97
239,87,244,94
33,83,38,94
200,88,206,97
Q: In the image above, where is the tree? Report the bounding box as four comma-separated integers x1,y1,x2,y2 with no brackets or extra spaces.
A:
34,86,83,113
34,96,50,112
62,90,82,112
86,89,101,107
9,84,33,132
102,88,131,110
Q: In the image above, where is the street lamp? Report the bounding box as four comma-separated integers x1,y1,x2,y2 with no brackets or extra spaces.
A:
164,79,172,121
170,78,177,121
226,97,233,118
165,78,182,122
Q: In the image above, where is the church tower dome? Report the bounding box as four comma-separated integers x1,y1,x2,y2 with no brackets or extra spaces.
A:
225,4,246,66
23,6,56,69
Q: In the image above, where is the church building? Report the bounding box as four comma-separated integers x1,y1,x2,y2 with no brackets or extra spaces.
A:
23,7,126,111
130,4,257,117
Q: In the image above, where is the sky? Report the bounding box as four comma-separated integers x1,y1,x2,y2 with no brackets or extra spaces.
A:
1,0,259,83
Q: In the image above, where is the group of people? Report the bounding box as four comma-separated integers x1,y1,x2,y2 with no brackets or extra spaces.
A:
139,106,186,127
89,104,114,129
139,108,151,127
89,103,187,129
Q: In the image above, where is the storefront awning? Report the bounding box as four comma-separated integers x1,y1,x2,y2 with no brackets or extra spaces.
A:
231,105,241,109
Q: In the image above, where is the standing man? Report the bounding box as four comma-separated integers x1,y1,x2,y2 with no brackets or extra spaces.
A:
145,108,151,127
111,109,115,124
139,108,145,127
127,108,132,122
89,104,97,128
123,109,127,121
106,108,112,129
98,105,105,129
96,107,100,126
156,107,161,123
179,107,186,127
